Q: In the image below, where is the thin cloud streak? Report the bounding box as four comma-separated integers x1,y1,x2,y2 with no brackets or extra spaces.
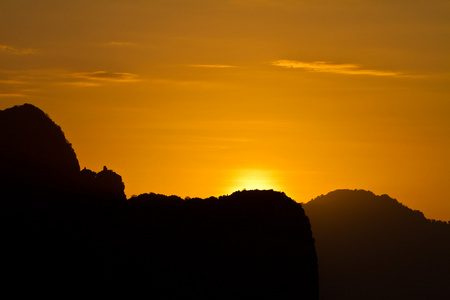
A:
107,41,136,47
0,92,26,97
0,44,35,55
1,69,141,89
189,64,236,68
0,79,27,85
62,81,102,87
72,71,139,82
272,60,401,77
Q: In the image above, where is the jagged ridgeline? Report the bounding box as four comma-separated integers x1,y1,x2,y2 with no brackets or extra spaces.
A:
0,104,319,299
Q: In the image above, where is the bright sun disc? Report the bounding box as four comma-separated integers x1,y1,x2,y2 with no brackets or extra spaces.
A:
226,169,281,194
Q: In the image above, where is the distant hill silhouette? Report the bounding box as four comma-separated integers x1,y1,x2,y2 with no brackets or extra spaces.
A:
304,189,450,300
0,104,318,298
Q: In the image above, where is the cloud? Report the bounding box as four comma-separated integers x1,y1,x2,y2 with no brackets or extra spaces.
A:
0,79,27,84
1,70,140,89
189,64,236,68
62,81,102,87
271,60,401,77
0,91,26,97
107,41,135,47
72,71,139,82
0,44,35,55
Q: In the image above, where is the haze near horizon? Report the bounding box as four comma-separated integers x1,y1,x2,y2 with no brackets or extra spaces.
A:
1,0,449,220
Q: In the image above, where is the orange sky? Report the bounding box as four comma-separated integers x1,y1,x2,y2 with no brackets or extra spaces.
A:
1,0,450,220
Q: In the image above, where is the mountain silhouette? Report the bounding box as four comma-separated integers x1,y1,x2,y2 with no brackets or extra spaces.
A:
0,104,318,298
0,103,80,193
0,103,126,201
127,190,318,299
304,189,450,300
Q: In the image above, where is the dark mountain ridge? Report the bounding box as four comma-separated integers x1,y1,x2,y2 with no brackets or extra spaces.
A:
127,190,318,298
0,104,318,298
3,103,449,298
304,189,450,300
0,104,126,201
0,104,79,191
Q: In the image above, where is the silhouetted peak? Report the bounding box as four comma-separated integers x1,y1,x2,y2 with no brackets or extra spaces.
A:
130,189,306,217
223,189,297,210
304,189,450,299
5,103,43,114
96,167,126,200
79,167,126,201
129,192,184,205
0,103,80,192
305,189,428,223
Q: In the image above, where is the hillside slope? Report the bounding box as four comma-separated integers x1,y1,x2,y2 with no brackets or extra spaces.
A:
304,189,450,299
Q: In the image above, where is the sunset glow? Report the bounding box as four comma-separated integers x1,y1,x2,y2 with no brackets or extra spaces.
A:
1,0,449,220
225,169,283,195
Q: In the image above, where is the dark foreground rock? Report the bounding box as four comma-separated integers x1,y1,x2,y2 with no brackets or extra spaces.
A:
0,104,318,299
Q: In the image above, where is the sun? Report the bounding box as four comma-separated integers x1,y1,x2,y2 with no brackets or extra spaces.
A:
225,169,282,194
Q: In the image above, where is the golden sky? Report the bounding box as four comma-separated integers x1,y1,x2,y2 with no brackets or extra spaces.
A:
1,0,450,220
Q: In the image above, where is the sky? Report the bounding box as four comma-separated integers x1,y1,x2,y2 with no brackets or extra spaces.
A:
1,0,450,220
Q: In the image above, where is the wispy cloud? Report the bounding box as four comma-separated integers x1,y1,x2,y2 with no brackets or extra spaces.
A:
107,41,135,47
0,79,27,85
1,69,140,90
0,91,26,97
63,81,102,87
72,71,139,82
189,64,236,68
272,60,401,77
0,44,35,55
